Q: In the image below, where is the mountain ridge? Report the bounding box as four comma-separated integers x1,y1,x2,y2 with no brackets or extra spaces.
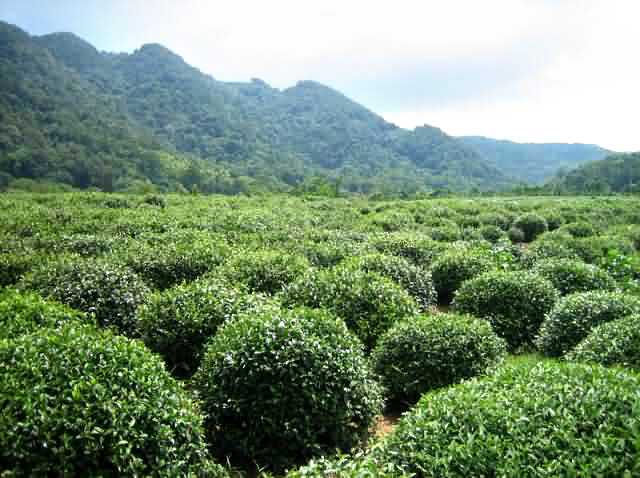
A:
0,20,612,194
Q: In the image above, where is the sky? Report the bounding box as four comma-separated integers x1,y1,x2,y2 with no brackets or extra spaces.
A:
1,0,639,151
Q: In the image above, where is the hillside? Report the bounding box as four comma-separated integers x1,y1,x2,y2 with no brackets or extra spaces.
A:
549,152,640,193
0,21,511,193
458,136,611,183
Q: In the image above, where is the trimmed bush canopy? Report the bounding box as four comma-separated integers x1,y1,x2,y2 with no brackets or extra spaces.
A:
371,362,640,477
533,258,616,296
0,288,87,339
18,257,150,337
137,277,279,378
453,270,559,350
193,307,383,472
536,291,640,357
344,253,437,310
0,324,223,476
430,250,494,303
280,266,418,350
566,314,640,370
372,313,506,404
512,213,548,242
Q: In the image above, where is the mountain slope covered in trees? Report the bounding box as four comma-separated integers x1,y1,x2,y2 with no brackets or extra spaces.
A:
458,136,611,184
1,21,514,193
549,152,640,193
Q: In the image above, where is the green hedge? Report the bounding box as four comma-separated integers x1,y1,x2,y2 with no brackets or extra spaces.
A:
0,288,87,339
566,314,640,370
0,324,224,476
193,307,383,472
137,277,279,378
18,257,150,337
533,258,616,295
453,270,559,349
371,313,506,404
536,291,640,357
281,266,419,350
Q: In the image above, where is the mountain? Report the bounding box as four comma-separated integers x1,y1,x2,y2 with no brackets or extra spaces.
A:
549,152,640,194
458,136,611,184
0,21,511,193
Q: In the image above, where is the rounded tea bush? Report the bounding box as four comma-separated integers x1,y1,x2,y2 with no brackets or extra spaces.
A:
372,313,506,404
0,288,87,339
121,239,228,290
430,251,494,303
506,226,525,243
566,314,640,370
453,270,559,350
364,361,640,477
18,257,150,337
137,277,280,378
193,307,383,472
512,213,548,242
533,258,616,296
281,266,419,350
218,249,311,294
536,291,640,357
345,253,437,310
0,324,223,477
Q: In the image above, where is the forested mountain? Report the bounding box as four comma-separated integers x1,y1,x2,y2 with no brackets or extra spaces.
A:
549,152,640,194
0,21,512,193
458,136,611,184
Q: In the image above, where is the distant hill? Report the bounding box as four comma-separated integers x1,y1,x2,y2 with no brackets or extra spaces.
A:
0,21,511,193
549,152,640,194
458,136,611,184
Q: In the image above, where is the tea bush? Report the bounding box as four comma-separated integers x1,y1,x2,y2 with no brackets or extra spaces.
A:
533,258,616,295
560,221,598,238
453,270,559,349
566,314,640,370
281,266,419,350
0,324,224,476
365,362,640,477
217,249,311,294
478,225,505,243
344,253,437,310
19,257,150,336
512,213,548,242
372,313,506,404
430,251,494,303
193,307,383,472
137,277,279,378
0,288,87,339
536,291,640,357
121,239,228,290
371,233,444,267
506,226,524,243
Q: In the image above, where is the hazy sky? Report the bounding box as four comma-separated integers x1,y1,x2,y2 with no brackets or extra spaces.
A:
2,0,639,151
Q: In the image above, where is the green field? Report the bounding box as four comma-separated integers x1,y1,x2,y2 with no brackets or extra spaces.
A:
2,192,640,477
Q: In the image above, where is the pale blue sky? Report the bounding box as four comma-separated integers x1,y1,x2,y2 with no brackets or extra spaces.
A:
2,0,639,151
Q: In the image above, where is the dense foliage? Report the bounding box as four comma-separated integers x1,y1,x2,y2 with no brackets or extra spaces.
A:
0,324,223,476
193,307,383,472
453,270,559,349
0,288,87,339
536,291,640,357
372,313,506,404
458,136,610,183
344,253,437,309
18,257,150,336
566,314,640,370
137,277,279,378
281,266,419,350
430,249,494,302
533,258,616,295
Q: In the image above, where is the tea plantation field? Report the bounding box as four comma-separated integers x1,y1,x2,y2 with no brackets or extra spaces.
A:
2,192,640,476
